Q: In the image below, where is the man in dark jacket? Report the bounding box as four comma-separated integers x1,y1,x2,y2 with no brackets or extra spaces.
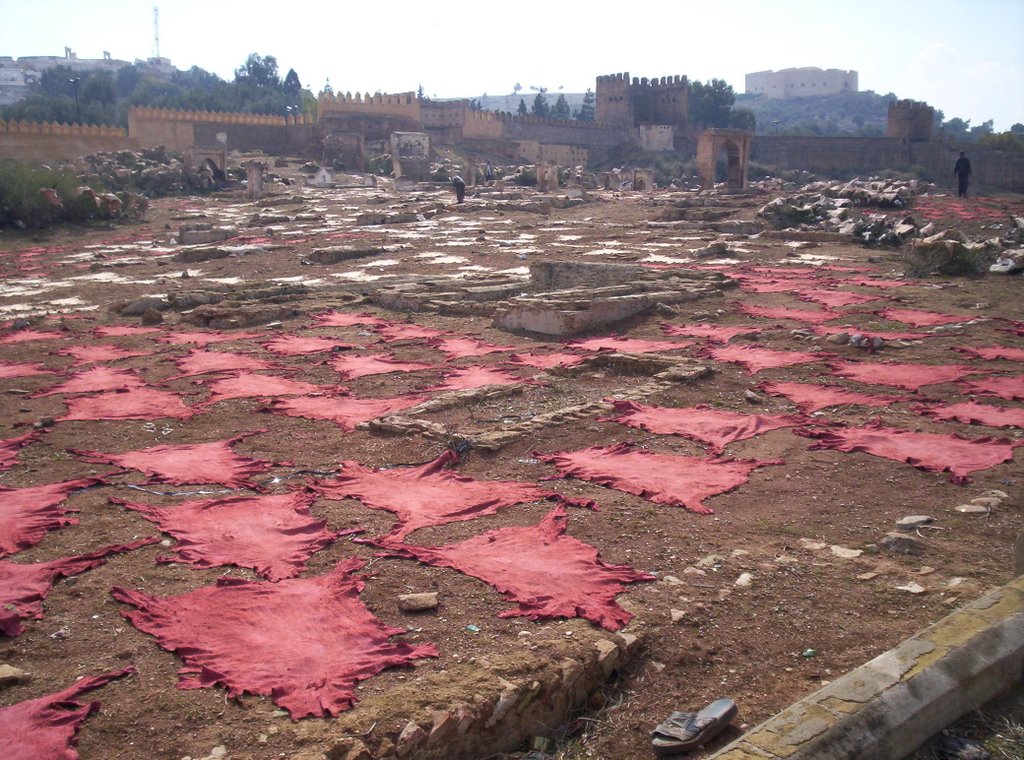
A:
451,174,466,203
953,152,972,197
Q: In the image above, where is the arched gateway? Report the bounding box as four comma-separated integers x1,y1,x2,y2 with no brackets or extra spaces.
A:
696,128,753,190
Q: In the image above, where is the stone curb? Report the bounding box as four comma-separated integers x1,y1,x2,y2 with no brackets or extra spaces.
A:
707,576,1024,760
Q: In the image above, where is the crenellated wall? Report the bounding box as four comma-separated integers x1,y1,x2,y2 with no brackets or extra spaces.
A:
318,91,423,122
595,72,688,130
888,99,935,143
128,106,313,155
595,72,634,128
0,119,131,162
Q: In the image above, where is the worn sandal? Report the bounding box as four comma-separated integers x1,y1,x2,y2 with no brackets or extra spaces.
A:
651,698,737,755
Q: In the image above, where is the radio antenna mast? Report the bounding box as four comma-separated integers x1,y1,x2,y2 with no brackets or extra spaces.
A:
153,7,160,58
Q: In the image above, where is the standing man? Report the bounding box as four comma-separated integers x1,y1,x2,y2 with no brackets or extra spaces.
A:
953,151,972,198
451,174,466,203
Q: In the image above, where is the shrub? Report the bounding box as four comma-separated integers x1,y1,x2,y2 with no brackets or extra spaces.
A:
513,166,537,186
0,163,103,227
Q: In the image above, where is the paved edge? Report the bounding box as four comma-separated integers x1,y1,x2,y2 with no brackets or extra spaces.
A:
707,575,1024,760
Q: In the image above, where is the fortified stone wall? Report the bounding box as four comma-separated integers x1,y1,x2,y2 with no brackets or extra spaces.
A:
629,75,689,130
0,119,131,162
318,91,422,123
888,99,935,143
595,73,634,128
128,107,311,155
464,111,630,147
752,136,1024,192
191,122,315,155
515,141,589,166
638,125,674,152
752,136,910,175
595,72,689,130
909,143,1024,193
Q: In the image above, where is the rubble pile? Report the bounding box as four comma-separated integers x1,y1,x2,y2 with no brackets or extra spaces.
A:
906,228,1006,276
68,147,195,196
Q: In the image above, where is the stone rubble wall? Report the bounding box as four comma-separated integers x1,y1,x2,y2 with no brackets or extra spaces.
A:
327,633,643,760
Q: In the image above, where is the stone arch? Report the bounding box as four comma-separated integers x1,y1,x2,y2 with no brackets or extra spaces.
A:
696,128,753,190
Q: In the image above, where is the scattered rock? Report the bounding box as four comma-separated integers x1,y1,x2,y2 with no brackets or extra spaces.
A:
798,539,828,551
881,532,926,555
895,515,934,531
140,308,164,326
955,504,990,514
0,664,30,688
743,389,763,404
397,592,439,612
734,572,753,587
695,554,724,568
830,545,863,559
895,582,926,594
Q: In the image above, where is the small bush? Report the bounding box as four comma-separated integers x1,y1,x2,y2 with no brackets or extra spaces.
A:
366,155,393,176
0,163,103,227
513,166,537,186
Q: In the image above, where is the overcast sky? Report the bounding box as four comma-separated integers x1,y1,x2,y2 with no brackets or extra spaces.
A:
2,0,1022,130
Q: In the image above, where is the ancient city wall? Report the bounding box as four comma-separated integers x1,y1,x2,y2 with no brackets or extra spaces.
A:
318,91,422,123
463,110,631,148
909,142,1024,193
128,107,313,156
752,135,1024,192
752,136,910,176
0,119,131,163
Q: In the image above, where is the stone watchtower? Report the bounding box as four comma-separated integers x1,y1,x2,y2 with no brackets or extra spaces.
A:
596,73,634,128
887,99,935,143
596,73,689,132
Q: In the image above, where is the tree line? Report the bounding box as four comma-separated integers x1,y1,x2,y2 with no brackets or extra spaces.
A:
0,53,315,128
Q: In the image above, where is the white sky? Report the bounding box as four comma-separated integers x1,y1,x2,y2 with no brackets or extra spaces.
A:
2,0,1022,130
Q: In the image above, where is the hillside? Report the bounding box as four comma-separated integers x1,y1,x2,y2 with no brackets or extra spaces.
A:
735,91,893,136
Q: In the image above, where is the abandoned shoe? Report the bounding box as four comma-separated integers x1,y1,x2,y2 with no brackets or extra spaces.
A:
650,698,737,756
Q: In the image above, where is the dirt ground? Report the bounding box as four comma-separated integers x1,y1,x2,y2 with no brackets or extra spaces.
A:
1,163,1022,760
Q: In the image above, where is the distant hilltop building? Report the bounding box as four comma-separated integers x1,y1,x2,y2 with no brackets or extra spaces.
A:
745,68,857,99
0,49,176,106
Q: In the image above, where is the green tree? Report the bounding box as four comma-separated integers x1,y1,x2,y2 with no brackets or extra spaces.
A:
531,90,550,117
942,117,971,141
575,88,595,122
979,131,1024,152
517,98,528,116
283,68,302,96
234,54,280,89
688,78,735,129
552,93,570,120
729,108,756,131
1011,123,1024,137
81,72,116,106
969,119,994,140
